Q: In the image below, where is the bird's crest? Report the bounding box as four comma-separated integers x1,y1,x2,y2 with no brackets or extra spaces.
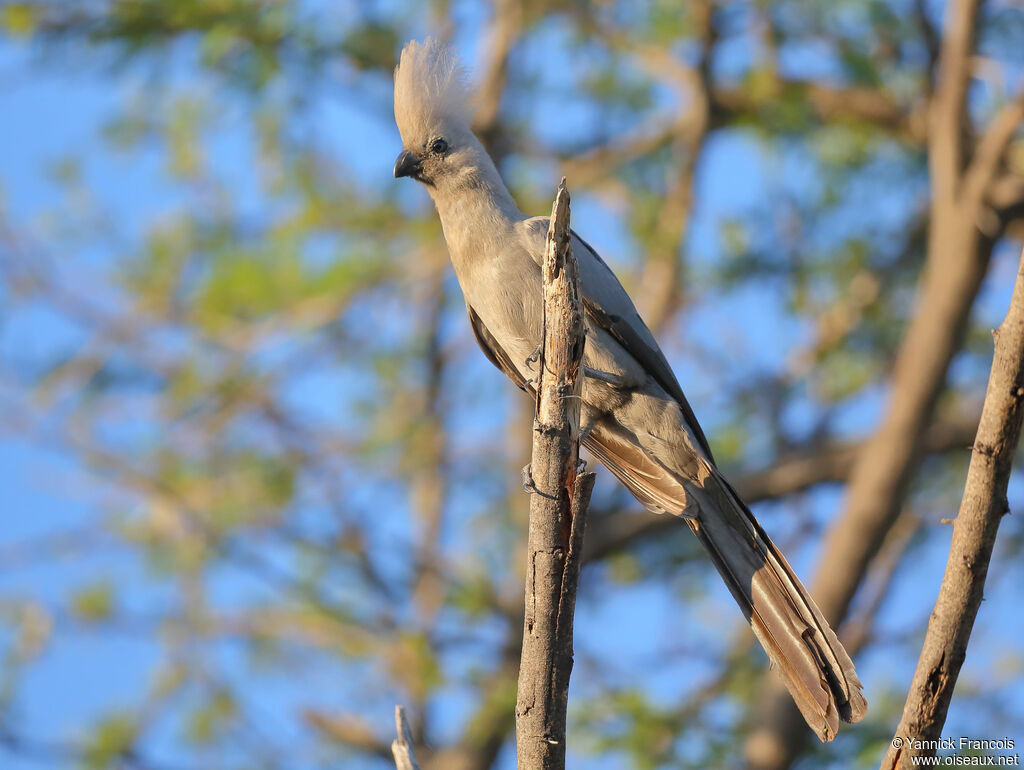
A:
394,38,471,145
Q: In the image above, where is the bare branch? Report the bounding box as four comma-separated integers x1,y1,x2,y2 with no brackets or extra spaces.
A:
304,711,392,761
929,0,984,203
961,92,1024,215
392,706,422,770
559,116,679,185
515,180,594,770
881,249,1024,769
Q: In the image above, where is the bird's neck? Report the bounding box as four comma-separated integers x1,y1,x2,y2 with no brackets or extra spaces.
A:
430,153,522,277
432,170,520,230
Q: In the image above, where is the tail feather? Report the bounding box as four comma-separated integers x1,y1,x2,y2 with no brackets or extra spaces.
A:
586,430,866,742
688,473,866,740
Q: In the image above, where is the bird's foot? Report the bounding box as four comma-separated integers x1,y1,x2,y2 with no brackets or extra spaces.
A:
524,345,542,370
521,464,536,494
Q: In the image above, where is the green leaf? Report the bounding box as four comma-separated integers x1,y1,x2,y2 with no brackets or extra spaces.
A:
71,581,116,623
186,688,238,745
83,713,138,770
340,22,398,71
1,3,37,38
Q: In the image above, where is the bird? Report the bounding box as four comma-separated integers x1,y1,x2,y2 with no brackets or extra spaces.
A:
391,38,866,742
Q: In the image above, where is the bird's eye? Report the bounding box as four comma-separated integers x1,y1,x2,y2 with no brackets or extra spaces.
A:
429,138,449,155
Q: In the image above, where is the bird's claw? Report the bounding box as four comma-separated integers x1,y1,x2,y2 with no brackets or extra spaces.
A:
524,345,542,370
521,464,536,494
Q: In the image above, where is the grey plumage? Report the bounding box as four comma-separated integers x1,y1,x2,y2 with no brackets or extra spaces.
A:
393,38,866,741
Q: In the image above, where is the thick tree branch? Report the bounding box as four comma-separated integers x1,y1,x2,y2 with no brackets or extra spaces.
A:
929,0,983,203
881,249,1024,769
711,80,927,143
515,180,594,770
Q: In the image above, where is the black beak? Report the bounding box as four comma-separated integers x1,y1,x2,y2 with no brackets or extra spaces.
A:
394,150,422,179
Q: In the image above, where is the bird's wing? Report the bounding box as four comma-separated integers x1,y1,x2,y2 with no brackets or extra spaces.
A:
517,217,715,462
467,304,532,393
467,302,691,515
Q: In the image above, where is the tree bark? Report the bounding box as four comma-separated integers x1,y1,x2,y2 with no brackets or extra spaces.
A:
515,179,594,770
392,705,422,770
881,248,1024,769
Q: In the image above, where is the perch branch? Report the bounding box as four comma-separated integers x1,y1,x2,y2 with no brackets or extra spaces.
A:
391,705,421,770
515,179,595,770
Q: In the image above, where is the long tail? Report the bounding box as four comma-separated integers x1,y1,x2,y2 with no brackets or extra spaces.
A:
688,472,867,741
586,430,867,742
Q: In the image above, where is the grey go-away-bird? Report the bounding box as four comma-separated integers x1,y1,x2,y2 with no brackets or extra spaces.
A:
392,39,866,741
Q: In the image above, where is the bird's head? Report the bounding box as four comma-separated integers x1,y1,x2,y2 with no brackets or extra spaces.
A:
392,38,477,187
